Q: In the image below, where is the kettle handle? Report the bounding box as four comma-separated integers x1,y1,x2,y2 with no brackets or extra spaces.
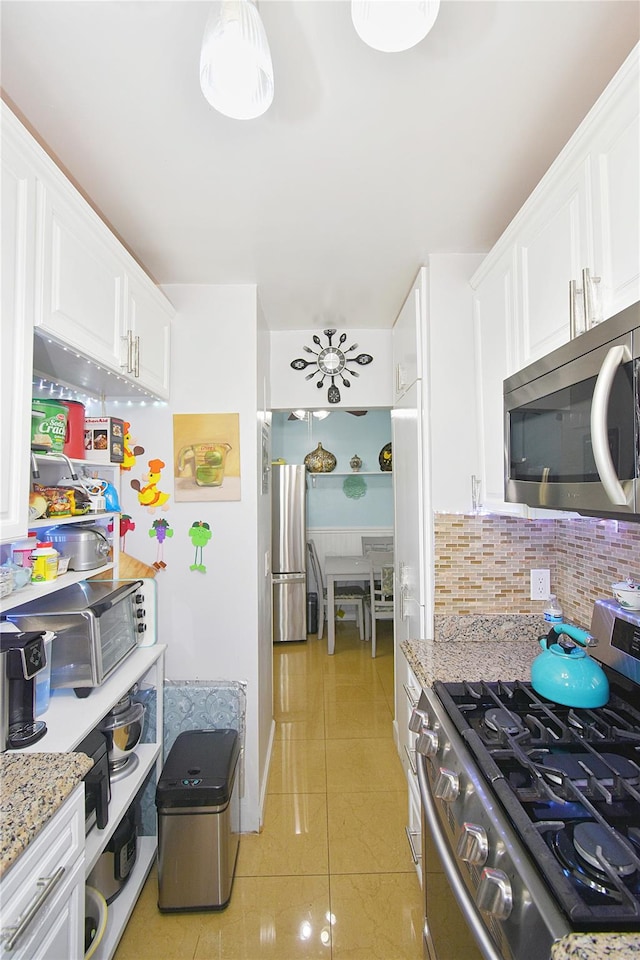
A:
547,623,596,648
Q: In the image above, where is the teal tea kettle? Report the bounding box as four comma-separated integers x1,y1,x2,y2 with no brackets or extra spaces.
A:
530,623,609,708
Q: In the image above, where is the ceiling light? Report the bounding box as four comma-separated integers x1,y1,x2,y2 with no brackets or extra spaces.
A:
313,411,330,420
200,0,274,120
351,0,440,53
292,410,308,420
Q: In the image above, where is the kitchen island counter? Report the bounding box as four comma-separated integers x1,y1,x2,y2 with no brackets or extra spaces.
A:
402,624,640,960
0,752,92,878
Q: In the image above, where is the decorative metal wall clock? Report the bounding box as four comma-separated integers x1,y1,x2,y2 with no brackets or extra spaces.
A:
290,329,373,404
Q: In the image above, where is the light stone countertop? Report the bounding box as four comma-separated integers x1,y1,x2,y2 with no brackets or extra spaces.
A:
402,614,639,960
0,752,93,879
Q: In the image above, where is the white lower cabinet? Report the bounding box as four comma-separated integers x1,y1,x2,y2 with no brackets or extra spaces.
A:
0,787,85,960
395,649,422,885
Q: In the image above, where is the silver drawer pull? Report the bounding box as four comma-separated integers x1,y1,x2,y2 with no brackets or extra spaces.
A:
402,682,419,709
403,743,417,776
405,826,421,864
2,866,65,951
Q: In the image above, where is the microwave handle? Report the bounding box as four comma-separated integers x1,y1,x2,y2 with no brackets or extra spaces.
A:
590,344,631,506
90,579,144,616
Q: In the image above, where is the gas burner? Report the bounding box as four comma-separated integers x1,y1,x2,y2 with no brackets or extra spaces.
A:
541,753,640,796
574,822,637,877
551,824,640,902
484,707,523,736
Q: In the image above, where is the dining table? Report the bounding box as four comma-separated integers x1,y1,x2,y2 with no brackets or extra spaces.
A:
324,554,372,655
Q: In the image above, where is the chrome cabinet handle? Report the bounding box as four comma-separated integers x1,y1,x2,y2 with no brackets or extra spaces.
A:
133,334,140,377
405,826,421,864
590,343,631,506
404,743,417,776
403,682,419,710
1,866,65,951
582,267,601,329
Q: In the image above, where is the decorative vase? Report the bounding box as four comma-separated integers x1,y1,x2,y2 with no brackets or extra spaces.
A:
379,442,392,472
304,442,337,473
350,454,362,472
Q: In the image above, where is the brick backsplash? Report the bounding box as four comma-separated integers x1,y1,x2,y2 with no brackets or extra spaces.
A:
434,514,640,627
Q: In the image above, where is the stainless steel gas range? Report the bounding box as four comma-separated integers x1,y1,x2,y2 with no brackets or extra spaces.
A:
411,600,640,960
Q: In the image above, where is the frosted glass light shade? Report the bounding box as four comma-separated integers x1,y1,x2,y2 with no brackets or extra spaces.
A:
200,0,274,119
351,0,440,53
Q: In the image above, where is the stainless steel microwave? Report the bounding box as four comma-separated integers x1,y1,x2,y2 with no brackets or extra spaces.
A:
503,302,639,519
7,579,149,696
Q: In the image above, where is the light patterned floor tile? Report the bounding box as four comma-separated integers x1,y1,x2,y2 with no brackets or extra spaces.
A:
325,738,406,794
324,698,393,740
236,793,329,877
268,739,327,794
327,791,414,874
193,875,332,960
329,873,423,960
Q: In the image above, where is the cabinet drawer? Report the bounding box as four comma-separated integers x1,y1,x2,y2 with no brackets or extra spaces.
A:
1,786,84,932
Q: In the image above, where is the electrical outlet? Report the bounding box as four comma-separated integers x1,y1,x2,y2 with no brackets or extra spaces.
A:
530,569,550,600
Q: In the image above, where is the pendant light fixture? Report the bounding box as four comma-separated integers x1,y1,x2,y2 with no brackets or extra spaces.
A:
351,0,440,53
200,0,274,120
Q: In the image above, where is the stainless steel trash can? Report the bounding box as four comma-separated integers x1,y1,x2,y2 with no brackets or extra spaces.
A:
156,729,240,911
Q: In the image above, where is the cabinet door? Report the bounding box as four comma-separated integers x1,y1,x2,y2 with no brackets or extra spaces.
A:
473,250,525,516
515,161,592,368
392,267,426,400
590,72,640,319
1,132,35,543
35,179,125,372
392,379,427,648
124,274,172,399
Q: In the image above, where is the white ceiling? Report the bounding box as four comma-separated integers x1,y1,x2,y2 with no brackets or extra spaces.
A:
1,1,638,332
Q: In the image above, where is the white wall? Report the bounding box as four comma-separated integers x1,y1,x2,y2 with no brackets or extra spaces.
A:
270,329,393,410
112,283,265,831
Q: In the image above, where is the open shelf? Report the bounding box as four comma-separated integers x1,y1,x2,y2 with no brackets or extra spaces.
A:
85,742,161,875
89,837,157,960
17,646,165,753
0,563,116,614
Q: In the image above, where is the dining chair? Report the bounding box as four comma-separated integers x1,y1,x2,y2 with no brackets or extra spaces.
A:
365,550,394,658
306,539,367,643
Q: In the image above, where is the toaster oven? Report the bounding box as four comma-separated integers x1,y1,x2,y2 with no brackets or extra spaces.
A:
7,579,149,697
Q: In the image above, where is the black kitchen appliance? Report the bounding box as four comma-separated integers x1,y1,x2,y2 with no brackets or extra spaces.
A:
411,600,640,960
0,631,47,750
87,802,138,904
75,728,111,833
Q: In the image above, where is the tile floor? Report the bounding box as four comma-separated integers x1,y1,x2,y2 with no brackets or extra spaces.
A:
114,620,424,960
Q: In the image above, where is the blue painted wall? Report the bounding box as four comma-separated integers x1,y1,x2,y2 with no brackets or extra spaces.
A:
272,410,393,527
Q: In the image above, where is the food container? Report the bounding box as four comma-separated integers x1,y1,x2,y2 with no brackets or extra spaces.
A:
12,535,38,568
0,568,14,599
84,417,125,463
30,544,59,582
61,400,86,459
612,580,640,609
31,399,67,453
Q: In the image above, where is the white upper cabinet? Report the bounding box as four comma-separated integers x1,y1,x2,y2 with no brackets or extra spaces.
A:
514,160,591,372
124,271,172,398
35,175,126,373
589,62,640,320
472,248,524,516
1,130,36,543
2,102,173,402
392,268,426,400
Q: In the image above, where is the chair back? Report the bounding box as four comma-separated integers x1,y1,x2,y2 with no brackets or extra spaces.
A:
361,535,393,556
306,539,324,593
369,550,394,599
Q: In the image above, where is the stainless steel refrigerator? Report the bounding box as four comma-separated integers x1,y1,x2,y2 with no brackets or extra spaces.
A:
272,464,307,643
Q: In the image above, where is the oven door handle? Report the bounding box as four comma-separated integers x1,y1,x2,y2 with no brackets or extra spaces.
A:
590,343,631,507
417,754,502,960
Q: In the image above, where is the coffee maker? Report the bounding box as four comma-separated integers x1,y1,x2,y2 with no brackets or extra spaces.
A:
0,631,48,750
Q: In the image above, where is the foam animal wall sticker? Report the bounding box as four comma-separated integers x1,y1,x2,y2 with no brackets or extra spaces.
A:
149,518,173,570
121,421,145,472
131,459,171,514
188,521,212,573
119,514,136,551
